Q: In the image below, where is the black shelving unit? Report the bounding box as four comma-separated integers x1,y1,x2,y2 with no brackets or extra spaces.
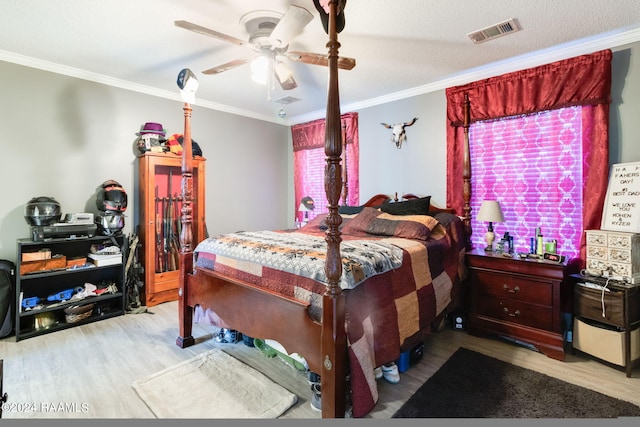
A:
15,235,126,341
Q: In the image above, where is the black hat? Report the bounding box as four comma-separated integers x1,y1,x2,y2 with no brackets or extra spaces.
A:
313,0,346,34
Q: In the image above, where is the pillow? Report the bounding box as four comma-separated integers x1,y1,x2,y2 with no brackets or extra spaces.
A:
342,207,440,240
300,214,327,230
366,212,440,240
338,205,365,215
299,213,356,231
341,207,382,235
379,196,431,216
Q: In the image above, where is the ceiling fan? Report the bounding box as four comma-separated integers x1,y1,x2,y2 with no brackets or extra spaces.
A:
174,4,356,92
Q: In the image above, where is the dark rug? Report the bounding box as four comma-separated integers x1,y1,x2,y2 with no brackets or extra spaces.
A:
393,347,640,418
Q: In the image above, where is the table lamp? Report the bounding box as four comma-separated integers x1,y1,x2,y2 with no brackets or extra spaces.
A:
477,200,504,251
298,196,315,225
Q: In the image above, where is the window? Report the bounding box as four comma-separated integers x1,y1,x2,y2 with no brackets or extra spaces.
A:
292,112,359,221
446,50,612,265
469,107,583,259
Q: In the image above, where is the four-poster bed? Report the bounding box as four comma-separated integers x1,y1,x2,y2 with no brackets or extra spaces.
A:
175,1,472,418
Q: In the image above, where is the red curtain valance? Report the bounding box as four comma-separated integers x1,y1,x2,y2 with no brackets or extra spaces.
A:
292,112,358,151
446,49,612,126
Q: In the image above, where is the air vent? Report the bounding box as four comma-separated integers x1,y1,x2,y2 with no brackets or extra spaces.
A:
274,96,300,105
467,18,520,44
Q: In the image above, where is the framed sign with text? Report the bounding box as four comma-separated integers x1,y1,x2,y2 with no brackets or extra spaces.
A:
601,161,640,233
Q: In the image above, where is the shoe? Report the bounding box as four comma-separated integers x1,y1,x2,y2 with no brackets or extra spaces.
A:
214,328,240,344
310,383,322,411
307,371,321,385
374,366,383,379
381,362,400,384
309,383,353,417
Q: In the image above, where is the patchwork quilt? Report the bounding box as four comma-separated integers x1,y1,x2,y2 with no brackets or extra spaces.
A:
193,210,467,417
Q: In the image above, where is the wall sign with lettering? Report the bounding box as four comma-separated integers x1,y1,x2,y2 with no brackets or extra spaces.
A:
601,161,640,233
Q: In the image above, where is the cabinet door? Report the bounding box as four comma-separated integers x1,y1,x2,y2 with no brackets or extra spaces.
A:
138,153,206,306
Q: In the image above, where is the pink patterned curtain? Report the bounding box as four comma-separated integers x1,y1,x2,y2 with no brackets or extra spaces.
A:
446,50,612,266
292,112,359,221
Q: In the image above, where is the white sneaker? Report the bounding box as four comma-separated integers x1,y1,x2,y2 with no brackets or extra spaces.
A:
381,362,400,384
374,366,383,379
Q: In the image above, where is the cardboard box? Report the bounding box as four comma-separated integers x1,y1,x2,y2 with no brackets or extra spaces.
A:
21,249,52,262
20,255,67,275
573,317,640,366
66,257,87,268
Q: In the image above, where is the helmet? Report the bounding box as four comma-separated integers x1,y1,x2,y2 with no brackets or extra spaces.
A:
96,180,128,213
24,196,62,226
95,212,125,236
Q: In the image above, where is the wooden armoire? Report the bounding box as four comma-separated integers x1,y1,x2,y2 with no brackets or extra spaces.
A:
138,152,206,306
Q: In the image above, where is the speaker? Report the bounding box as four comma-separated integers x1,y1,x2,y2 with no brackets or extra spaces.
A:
448,309,466,331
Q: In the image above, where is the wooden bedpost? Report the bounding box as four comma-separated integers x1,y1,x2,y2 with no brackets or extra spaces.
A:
321,0,347,418
176,101,195,348
462,93,472,249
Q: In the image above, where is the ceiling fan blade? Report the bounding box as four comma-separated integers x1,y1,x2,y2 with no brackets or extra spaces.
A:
268,5,313,49
202,57,252,75
174,20,250,48
287,51,356,70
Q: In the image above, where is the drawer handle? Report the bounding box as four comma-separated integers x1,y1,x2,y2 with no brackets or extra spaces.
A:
503,307,521,317
503,284,520,294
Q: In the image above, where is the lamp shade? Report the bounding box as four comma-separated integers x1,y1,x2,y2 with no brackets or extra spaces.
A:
477,200,504,223
298,196,315,212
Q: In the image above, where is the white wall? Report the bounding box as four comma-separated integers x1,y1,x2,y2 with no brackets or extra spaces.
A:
0,61,290,261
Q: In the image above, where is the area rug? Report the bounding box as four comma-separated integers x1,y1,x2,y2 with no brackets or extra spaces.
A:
132,348,297,418
393,347,640,418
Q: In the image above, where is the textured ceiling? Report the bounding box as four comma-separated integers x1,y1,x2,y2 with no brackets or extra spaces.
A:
1,0,639,124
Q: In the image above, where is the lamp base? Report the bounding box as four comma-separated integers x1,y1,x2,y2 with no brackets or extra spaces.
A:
484,231,495,252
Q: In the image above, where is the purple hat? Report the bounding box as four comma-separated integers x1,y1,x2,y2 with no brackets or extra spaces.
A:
138,122,166,136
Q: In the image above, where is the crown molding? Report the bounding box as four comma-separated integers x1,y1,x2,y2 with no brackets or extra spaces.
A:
288,25,640,124
3,25,640,127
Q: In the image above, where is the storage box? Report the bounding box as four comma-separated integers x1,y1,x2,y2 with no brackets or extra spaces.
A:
585,229,640,282
19,255,67,275
573,318,640,366
66,257,87,268
21,249,51,262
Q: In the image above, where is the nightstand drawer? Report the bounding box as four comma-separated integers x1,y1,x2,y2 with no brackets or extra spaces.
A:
474,294,554,330
574,282,640,327
471,269,553,306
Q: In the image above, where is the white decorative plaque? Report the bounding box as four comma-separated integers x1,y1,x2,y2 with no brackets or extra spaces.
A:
601,161,640,232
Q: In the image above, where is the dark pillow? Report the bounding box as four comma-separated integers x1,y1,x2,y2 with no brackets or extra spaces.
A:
341,207,382,235
379,196,431,216
365,213,440,241
338,205,365,215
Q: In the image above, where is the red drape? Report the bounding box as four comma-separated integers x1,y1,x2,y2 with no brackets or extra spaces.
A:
446,49,612,266
292,112,359,219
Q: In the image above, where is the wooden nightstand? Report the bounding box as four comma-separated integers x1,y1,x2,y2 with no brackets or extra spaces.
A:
466,248,572,360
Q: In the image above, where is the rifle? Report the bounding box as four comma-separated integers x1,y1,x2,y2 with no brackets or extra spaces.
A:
155,186,164,273
174,192,182,248
163,196,171,270
167,169,179,271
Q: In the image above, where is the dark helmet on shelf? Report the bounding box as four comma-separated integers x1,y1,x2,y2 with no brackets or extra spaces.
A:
96,180,128,213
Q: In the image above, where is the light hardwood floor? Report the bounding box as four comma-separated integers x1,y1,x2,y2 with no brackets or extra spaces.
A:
1,300,639,419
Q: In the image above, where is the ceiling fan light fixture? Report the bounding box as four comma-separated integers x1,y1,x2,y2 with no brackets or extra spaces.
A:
250,56,270,85
274,61,293,82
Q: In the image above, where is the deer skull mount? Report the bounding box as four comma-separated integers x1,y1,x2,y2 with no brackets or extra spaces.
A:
381,117,418,149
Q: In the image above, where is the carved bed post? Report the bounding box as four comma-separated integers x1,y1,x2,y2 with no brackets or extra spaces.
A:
176,101,195,348
321,0,347,418
462,93,472,249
